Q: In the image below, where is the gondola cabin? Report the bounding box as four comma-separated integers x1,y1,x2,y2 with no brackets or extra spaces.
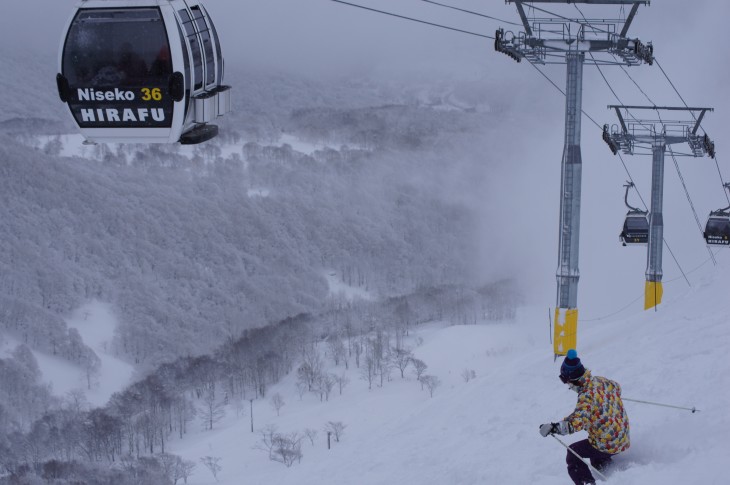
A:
620,211,649,246
704,212,730,246
56,0,231,145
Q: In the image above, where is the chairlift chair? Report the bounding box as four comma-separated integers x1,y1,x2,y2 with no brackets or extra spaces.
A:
56,0,231,145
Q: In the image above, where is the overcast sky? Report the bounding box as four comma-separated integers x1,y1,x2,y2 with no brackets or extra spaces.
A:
2,0,728,317
1,1,722,76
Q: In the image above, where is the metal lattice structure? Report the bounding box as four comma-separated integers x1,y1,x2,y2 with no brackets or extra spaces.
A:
496,1,653,358
604,106,715,310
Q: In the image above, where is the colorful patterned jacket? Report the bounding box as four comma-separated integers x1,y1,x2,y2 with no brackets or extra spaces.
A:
564,370,630,454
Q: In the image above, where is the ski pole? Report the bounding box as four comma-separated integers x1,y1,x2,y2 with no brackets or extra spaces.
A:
623,398,700,413
551,435,608,482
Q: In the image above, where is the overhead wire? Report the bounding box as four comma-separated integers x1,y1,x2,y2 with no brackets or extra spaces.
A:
330,0,494,39
583,247,719,322
418,0,522,27
669,145,717,265
654,56,730,205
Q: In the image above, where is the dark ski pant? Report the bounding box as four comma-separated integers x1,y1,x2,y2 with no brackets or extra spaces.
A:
566,439,613,485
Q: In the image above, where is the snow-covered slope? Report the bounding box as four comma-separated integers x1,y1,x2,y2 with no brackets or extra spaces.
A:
0,300,133,408
65,301,134,407
166,253,729,485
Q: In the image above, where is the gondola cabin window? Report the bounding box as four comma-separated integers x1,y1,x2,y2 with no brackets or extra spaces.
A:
62,8,174,128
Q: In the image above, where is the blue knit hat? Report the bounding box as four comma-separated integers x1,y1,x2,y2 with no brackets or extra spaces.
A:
560,349,585,382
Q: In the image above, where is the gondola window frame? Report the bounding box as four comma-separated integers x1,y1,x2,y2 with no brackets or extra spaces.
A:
174,19,192,119
190,5,216,88
201,4,224,84
177,7,204,92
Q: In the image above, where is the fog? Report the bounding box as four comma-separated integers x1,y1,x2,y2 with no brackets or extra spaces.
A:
2,0,728,319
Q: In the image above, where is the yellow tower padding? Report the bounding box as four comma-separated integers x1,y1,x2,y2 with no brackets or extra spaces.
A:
554,308,578,356
644,280,663,310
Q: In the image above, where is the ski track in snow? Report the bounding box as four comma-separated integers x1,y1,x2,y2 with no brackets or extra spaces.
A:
164,252,730,485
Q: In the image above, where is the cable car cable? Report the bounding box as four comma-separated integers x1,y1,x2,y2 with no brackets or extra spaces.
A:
668,146,718,265
582,247,720,322
330,0,495,39
587,51,653,132
654,57,729,205
616,59,656,106
527,62,603,130
582,293,644,322
418,0,523,27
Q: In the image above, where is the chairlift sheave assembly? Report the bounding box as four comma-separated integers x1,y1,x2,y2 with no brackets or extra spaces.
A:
619,181,649,246
703,183,730,247
56,0,231,145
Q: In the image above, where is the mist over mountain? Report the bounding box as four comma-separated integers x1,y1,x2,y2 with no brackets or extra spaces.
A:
0,44,529,373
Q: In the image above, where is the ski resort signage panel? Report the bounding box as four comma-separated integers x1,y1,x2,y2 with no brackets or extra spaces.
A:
69,85,173,129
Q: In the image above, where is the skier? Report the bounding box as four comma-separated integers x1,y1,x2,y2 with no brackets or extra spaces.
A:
539,349,630,484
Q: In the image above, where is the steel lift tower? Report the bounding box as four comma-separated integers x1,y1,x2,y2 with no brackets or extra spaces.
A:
603,106,716,310
495,1,653,357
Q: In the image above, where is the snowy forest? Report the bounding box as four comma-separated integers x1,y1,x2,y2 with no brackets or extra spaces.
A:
0,43,523,483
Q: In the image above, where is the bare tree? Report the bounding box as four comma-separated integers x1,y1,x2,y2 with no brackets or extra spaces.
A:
255,426,302,466
298,345,324,391
326,335,346,367
255,425,279,460
157,453,186,485
199,387,226,430
334,373,350,395
315,373,336,401
421,375,441,397
353,339,363,368
296,381,308,401
376,357,393,387
233,396,246,418
391,347,413,378
200,456,221,482
179,459,196,484
411,358,428,388
303,428,318,446
270,393,285,416
271,432,303,467
360,354,376,390
461,369,476,383
324,421,346,443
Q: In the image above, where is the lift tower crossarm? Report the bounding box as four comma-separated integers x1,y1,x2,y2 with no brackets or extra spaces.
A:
620,3,641,37
514,2,533,36
507,0,649,4
607,105,714,153
500,2,653,66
